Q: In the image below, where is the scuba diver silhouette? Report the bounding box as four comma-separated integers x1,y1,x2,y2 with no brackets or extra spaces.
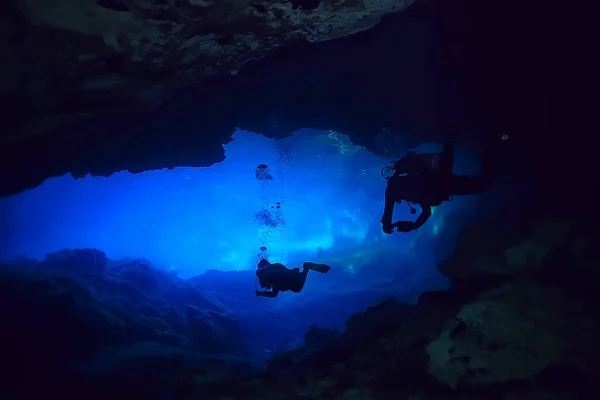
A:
381,137,502,234
255,259,331,298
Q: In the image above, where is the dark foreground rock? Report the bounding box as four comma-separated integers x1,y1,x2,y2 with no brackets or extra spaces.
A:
3,0,415,143
2,215,599,399
0,250,252,398
0,248,403,398
175,216,600,400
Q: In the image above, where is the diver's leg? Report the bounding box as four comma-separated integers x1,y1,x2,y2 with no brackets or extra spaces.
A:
302,262,331,274
438,141,455,175
291,268,310,293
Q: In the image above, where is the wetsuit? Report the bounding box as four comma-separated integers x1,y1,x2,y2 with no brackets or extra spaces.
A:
255,261,331,298
382,141,495,233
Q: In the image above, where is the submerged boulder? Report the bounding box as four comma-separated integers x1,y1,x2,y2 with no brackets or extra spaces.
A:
427,283,570,388
425,216,600,390
427,281,600,391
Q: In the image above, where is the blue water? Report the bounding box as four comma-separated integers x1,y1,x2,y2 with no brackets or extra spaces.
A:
0,128,485,353
0,129,480,274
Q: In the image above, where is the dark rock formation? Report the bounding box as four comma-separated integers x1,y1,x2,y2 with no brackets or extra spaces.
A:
423,217,600,392
175,216,600,400
439,217,600,295
3,0,414,142
3,214,598,399
2,248,414,397
0,0,551,199
0,248,253,397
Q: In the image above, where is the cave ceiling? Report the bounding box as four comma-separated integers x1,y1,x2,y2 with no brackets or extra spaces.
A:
0,0,551,198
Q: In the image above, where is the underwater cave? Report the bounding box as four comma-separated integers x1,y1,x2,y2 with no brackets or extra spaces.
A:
1,1,591,400
1,128,488,348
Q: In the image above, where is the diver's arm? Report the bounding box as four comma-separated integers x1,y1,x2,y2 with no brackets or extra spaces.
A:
393,205,431,232
414,204,432,229
381,185,397,233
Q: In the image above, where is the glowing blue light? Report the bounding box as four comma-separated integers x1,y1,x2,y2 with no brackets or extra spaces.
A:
0,129,479,285
0,130,387,276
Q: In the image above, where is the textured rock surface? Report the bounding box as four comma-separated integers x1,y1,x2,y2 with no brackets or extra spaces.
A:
0,0,552,200
3,216,599,398
427,283,569,389
178,278,599,399
438,218,581,281
2,0,413,143
210,216,597,399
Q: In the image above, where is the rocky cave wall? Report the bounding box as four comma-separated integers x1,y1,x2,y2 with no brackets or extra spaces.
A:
3,0,415,141
1,0,551,199
3,215,596,399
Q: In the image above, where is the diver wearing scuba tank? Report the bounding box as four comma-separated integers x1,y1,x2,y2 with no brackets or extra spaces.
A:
381,140,498,233
255,258,331,298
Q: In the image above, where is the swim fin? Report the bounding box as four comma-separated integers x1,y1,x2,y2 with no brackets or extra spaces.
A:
303,262,331,274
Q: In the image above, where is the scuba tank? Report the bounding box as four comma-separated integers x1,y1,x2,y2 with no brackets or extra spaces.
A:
380,151,440,181
380,151,448,214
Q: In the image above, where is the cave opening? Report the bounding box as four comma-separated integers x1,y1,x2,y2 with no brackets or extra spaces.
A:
0,0,567,394
0,127,494,356
0,129,484,277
